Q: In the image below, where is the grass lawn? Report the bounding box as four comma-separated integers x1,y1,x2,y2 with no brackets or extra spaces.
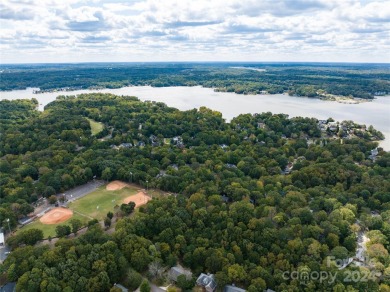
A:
17,213,88,238
87,118,104,135
68,185,139,220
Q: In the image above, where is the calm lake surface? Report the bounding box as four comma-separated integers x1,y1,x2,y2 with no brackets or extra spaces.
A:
1,86,389,150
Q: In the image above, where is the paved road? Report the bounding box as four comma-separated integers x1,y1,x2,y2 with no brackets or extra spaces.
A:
0,245,10,263
63,180,105,204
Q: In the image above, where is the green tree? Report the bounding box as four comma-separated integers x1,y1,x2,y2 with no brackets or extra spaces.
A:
55,225,71,238
104,217,112,228
70,218,82,234
102,167,113,181
176,274,194,290
48,195,57,204
140,280,151,292
123,269,143,291
120,202,136,215
228,264,247,283
7,263,18,282
43,186,56,197
88,219,99,227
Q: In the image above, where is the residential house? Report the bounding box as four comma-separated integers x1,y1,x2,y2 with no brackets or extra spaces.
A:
172,136,184,147
221,194,230,203
369,148,379,161
257,122,266,129
283,163,294,175
168,265,192,282
224,285,246,292
0,282,16,292
328,122,338,132
196,273,217,292
156,170,167,179
226,164,237,169
112,283,128,292
169,164,179,171
149,135,160,147
119,143,132,148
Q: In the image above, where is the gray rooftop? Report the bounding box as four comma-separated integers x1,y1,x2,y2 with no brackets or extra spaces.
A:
224,285,246,292
196,273,217,290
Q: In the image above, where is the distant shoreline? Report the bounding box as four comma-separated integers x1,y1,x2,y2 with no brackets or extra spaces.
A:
10,84,380,104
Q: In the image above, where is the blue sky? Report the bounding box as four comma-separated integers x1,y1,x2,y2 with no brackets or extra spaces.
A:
1,0,389,63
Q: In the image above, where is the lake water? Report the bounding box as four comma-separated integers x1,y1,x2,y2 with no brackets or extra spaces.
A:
1,86,389,150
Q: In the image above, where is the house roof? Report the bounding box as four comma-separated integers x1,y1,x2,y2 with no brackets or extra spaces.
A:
224,285,246,292
0,282,16,292
113,284,128,292
169,266,192,281
196,273,217,290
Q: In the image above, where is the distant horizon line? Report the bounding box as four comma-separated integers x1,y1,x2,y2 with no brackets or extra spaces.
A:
1,61,389,66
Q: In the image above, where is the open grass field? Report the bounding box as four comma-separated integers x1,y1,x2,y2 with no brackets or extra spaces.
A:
16,181,158,239
19,212,88,238
68,184,140,220
87,118,104,135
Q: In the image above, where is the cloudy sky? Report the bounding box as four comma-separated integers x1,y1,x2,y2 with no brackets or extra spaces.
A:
1,0,389,63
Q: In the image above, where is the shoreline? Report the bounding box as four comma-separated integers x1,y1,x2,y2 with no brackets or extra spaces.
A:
0,85,381,104
1,85,389,150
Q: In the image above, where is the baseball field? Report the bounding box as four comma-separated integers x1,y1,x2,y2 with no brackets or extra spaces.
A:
17,181,152,238
68,181,151,220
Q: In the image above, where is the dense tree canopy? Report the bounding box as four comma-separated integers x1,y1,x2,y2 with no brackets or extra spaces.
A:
0,94,389,291
1,63,389,99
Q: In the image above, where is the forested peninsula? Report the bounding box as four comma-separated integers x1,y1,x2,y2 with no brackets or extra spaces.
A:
1,63,389,100
0,94,389,291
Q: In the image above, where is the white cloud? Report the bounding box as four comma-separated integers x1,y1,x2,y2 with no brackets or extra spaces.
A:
0,0,389,63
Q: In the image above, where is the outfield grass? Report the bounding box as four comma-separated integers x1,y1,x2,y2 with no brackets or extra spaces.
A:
68,185,139,220
87,118,104,135
16,183,152,239
17,213,88,238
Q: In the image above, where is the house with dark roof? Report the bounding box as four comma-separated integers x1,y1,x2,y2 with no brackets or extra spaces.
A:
196,273,217,292
221,194,230,203
0,282,16,292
